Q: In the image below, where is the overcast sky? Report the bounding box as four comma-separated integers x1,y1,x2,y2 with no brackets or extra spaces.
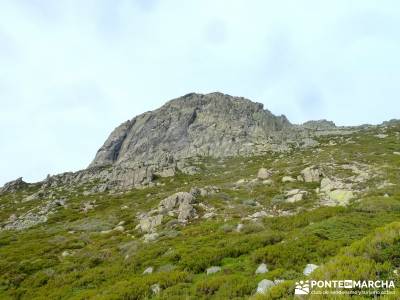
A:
1,0,399,186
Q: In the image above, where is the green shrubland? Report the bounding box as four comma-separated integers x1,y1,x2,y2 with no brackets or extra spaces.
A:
1,124,400,299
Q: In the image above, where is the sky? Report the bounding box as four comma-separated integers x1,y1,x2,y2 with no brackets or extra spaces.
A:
0,0,400,186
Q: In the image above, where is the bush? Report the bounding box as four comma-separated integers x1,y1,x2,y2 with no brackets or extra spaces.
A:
196,274,255,297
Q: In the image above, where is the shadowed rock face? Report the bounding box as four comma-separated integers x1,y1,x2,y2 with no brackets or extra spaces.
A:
89,92,291,168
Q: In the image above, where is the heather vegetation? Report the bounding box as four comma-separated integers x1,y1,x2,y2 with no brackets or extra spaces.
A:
0,123,399,299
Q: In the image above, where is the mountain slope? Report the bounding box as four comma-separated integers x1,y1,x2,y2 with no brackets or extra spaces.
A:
0,95,399,299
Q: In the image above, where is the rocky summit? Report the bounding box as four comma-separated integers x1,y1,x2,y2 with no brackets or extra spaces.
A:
1,93,400,299
89,92,292,168
2,92,341,194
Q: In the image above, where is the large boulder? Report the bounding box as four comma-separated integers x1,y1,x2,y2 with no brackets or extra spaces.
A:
255,263,268,274
137,215,163,233
257,168,272,180
177,203,196,222
158,192,195,212
327,189,354,206
301,166,323,183
256,279,275,294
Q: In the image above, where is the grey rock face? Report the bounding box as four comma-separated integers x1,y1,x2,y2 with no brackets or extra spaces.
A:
89,92,291,168
0,177,27,194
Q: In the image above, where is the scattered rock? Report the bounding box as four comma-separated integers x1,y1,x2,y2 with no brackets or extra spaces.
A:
143,267,154,274
262,179,273,185
256,279,275,294
375,134,388,139
377,180,396,189
157,192,198,223
328,140,337,146
23,193,40,202
61,250,72,257
257,168,272,180
8,214,17,222
81,201,96,213
326,189,354,206
303,264,319,276
137,215,163,233
236,223,244,232
1,199,67,231
285,189,307,203
255,263,268,274
150,283,161,294
236,179,247,185
181,166,201,175
320,178,343,193
282,176,296,183
191,186,219,197
248,211,269,219
203,212,216,219
301,166,323,183
206,266,221,275
143,232,159,243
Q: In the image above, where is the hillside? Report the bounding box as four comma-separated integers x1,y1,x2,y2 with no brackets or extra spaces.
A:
0,94,399,299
